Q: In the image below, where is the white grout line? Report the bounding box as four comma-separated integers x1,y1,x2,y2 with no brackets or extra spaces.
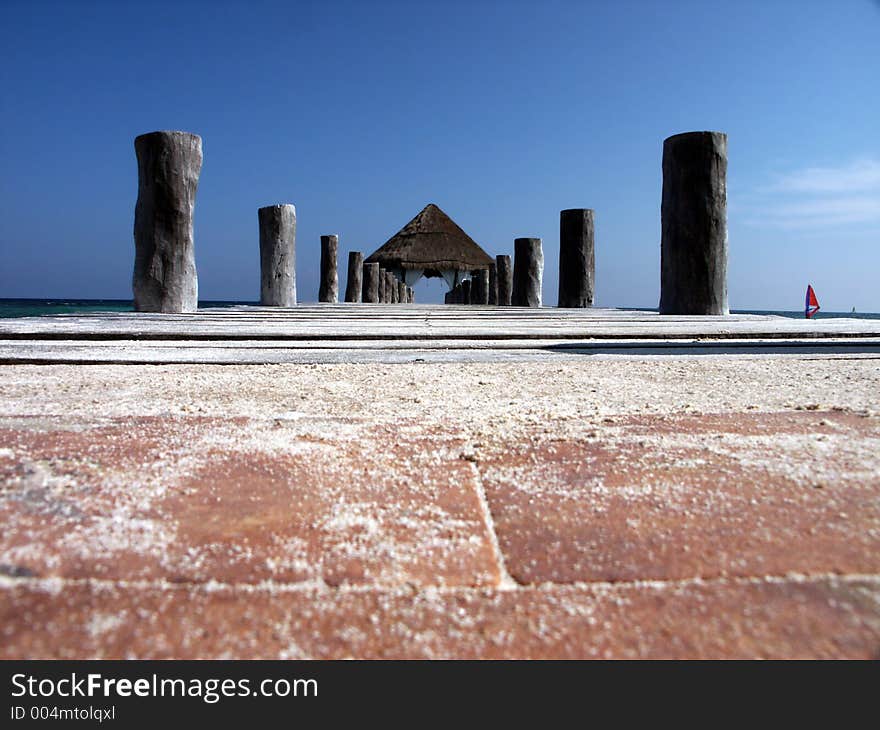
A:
0,572,878,595
469,460,530,590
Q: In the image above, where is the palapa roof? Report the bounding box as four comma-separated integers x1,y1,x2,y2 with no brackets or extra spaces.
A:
365,203,493,272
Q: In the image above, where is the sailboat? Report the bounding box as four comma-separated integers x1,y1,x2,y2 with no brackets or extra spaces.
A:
805,284,820,319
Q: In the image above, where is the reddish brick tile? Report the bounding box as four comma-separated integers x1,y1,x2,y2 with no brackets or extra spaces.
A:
1,577,877,659
156,442,496,587
479,411,880,583
0,417,498,588
613,410,877,437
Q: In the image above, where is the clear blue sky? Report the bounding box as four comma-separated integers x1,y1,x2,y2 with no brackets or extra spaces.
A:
1,0,878,309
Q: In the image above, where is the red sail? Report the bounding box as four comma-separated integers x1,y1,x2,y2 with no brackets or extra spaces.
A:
805,285,820,319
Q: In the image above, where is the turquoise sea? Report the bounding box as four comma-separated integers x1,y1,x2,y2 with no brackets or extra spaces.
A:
0,299,249,318
0,298,878,320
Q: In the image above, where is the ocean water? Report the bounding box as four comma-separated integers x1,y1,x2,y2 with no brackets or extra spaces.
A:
0,299,251,318
732,310,880,320
0,298,878,320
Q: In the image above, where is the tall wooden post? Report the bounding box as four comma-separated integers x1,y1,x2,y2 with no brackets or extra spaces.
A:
659,131,728,315
319,235,338,303
496,255,512,306
345,251,363,303
258,204,297,307
362,262,380,303
471,269,489,305
133,131,202,312
488,263,498,305
512,238,543,307
558,209,594,308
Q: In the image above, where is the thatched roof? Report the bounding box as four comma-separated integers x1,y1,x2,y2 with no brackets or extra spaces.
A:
365,204,493,272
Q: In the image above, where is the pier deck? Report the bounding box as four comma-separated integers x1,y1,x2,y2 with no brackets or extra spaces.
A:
1,304,880,363
1,306,879,658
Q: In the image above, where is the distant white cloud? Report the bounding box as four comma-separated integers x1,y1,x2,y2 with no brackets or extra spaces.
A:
767,159,880,194
742,158,880,230
748,197,880,228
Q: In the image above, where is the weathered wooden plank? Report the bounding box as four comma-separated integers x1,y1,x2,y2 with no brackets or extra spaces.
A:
1,310,877,340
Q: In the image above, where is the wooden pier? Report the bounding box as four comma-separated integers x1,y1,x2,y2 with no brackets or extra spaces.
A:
2,305,879,364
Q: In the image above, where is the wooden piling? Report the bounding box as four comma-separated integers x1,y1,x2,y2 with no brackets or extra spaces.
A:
558,209,595,308
471,269,489,305
319,235,339,303
133,131,202,312
386,271,397,303
258,204,297,307
345,251,363,303
488,263,498,305
659,131,728,315
496,255,512,306
362,262,380,303
512,238,543,307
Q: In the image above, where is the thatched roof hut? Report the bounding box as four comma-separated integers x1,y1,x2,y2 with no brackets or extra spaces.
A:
365,204,493,289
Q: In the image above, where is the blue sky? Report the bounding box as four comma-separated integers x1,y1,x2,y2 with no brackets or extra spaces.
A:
1,0,878,309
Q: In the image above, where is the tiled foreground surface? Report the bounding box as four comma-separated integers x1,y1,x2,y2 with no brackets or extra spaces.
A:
1,358,879,658
3,577,878,659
